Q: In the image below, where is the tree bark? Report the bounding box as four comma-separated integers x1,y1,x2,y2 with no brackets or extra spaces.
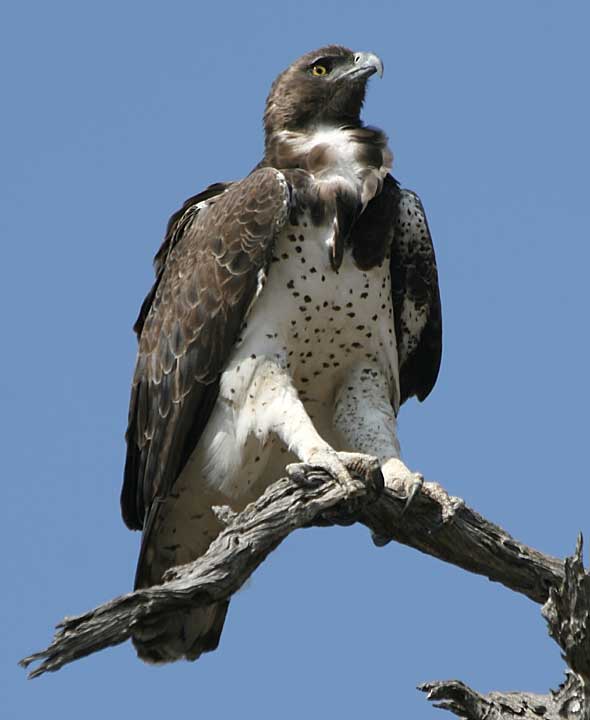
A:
19,468,590,719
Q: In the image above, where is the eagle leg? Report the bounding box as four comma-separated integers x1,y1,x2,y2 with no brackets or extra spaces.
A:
330,363,424,523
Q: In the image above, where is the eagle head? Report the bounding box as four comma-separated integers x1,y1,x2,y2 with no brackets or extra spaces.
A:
264,45,383,139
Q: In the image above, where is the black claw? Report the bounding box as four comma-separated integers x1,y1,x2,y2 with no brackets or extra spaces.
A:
400,476,423,516
371,467,385,496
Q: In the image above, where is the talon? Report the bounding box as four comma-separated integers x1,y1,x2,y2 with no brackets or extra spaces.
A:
401,473,423,515
382,458,424,515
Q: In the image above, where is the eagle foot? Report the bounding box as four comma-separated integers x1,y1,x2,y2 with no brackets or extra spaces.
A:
422,481,465,530
288,450,383,527
382,458,424,515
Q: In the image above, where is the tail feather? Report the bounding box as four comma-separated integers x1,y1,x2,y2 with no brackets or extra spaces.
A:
132,602,229,664
130,490,229,664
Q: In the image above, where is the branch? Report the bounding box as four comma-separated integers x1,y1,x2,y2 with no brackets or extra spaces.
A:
420,672,584,720
20,468,569,680
420,536,590,720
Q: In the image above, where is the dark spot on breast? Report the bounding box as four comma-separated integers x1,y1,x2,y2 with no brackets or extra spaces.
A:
295,246,302,254
287,280,295,289
304,295,312,303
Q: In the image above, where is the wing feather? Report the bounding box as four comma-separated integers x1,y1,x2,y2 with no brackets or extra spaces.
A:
350,174,442,404
121,168,291,532
390,183,442,404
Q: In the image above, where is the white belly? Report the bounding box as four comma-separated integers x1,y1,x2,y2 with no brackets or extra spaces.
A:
175,216,399,504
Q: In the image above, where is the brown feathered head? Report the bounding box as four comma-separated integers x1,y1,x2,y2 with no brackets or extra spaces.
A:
264,45,383,139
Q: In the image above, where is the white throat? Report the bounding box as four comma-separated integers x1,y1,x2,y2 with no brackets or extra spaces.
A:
277,126,393,208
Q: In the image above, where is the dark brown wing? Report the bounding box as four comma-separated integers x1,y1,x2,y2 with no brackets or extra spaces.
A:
350,174,441,404
133,181,234,338
121,168,291,532
390,181,442,404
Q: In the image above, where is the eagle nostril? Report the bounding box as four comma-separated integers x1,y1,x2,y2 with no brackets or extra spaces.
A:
354,54,361,64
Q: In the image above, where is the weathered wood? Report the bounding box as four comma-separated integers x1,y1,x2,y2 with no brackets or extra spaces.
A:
419,537,590,720
420,673,585,720
360,478,564,605
20,467,570,680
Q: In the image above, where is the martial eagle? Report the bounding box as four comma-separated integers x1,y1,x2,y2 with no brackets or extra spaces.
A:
121,45,442,663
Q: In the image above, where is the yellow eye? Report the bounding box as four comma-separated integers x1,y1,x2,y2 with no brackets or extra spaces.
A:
311,64,328,77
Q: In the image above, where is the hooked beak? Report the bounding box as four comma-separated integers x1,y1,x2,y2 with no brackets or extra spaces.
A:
345,51,384,80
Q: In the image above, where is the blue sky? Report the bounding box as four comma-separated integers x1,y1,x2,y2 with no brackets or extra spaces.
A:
4,1,589,717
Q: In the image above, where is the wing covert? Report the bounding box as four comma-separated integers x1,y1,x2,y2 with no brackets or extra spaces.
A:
121,168,291,531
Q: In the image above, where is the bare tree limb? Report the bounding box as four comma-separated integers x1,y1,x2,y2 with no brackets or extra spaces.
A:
20,468,572,682
420,673,585,720
419,536,590,720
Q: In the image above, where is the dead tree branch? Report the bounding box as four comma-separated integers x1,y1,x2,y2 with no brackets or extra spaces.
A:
420,673,585,720
19,468,589,719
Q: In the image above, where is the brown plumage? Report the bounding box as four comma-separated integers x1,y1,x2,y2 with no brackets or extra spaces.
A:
121,45,442,663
